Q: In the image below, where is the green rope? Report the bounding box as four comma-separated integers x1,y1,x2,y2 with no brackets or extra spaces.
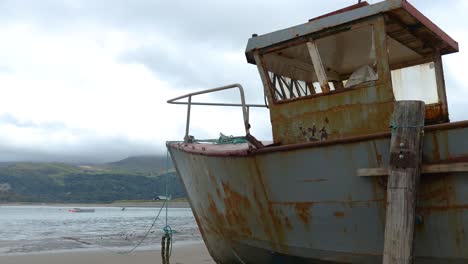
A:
163,150,177,259
389,124,424,133
216,133,248,144
163,225,177,256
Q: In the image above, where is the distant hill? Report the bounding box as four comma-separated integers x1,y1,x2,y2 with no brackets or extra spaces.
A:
0,156,183,203
98,155,173,174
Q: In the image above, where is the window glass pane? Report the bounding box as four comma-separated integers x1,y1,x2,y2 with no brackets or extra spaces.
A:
391,62,438,104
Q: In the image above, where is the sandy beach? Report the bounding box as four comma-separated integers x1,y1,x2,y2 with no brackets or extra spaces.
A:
1,242,214,264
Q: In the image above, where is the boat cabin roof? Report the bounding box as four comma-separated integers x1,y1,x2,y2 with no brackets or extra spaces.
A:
245,0,458,65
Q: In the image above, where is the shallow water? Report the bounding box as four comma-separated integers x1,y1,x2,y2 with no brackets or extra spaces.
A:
0,205,201,255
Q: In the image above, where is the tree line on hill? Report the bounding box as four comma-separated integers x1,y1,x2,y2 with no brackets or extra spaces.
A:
0,157,186,203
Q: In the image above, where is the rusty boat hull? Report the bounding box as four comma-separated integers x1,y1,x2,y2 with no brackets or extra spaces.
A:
168,122,468,263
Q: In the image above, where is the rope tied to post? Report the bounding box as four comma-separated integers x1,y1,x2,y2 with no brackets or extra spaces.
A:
389,123,425,133
161,150,177,264
161,225,177,264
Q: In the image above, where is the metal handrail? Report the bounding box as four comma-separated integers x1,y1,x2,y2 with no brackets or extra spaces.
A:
167,83,266,142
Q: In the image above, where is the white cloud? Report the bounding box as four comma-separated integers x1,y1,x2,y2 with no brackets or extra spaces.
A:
0,0,466,162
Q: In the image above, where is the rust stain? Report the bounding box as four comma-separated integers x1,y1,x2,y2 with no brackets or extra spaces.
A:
284,216,293,229
372,141,383,167
252,162,288,252
417,204,468,214
345,194,354,208
294,202,313,225
441,155,468,164
333,211,345,218
417,173,456,214
432,132,441,162
302,178,328,182
221,182,253,237
425,103,448,124
271,199,384,206
253,189,272,239
207,194,226,235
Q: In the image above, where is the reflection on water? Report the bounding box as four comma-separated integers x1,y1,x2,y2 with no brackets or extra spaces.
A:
0,205,201,255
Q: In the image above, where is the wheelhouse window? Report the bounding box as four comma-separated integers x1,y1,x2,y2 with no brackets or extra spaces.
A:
391,62,439,104
262,24,378,102
386,35,440,105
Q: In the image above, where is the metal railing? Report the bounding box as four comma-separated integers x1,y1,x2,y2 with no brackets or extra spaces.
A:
167,83,267,142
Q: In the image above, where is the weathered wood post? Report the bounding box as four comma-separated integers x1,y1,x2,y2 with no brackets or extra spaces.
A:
383,101,425,264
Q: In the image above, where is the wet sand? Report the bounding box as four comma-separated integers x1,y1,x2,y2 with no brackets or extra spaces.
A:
1,242,214,264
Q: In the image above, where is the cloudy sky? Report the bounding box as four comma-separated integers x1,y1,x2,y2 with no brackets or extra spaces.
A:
0,0,467,163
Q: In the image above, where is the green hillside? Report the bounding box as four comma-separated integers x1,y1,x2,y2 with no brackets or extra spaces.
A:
99,155,173,173
0,157,184,203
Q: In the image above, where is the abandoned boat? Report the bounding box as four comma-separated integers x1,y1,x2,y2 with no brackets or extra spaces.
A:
167,1,468,263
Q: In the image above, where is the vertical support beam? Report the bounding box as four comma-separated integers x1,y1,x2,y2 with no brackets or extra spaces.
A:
433,51,449,122
306,41,330,93
374,15,391,84
306,81,316,94
253,52,274,106
383,101,425,264
184,95,192,142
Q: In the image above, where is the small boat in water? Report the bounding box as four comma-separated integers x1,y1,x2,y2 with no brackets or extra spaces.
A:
68,208,95,213
167,1,468,263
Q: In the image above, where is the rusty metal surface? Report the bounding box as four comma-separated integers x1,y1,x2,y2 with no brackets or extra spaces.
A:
167,120,468,158
168,125,468,263
268,82,395,145
400,0,459,55
257,16,395,145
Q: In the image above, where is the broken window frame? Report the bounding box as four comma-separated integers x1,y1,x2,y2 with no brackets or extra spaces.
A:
387,48,449,123
256,18,385,104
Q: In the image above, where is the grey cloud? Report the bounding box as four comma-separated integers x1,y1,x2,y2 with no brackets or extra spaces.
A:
0,138,159,164
0,113,67,130
119,45,210,88
0,114,161,163
0,0,466,163
119,41,266,103
0,0,356,47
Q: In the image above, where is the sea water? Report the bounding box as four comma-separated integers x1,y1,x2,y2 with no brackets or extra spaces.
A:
0,205,201,255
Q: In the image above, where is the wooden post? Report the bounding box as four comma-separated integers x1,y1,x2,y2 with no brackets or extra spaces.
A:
383,101,425,264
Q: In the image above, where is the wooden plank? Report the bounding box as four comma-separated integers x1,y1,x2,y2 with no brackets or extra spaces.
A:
433,51,449,122
383,101,425,264
306,41,330,93
357,162,468,177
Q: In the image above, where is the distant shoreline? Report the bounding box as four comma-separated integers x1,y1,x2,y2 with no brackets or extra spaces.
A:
0,201,191,208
